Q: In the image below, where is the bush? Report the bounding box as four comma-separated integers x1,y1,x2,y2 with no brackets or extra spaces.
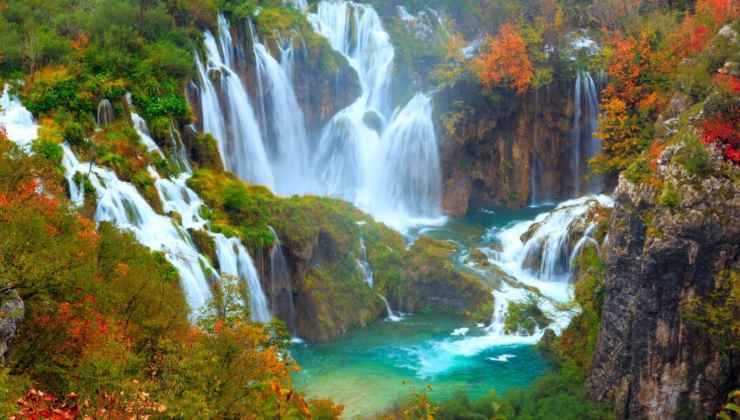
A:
62,121,86,147
31,139,63,163
658,183,680,209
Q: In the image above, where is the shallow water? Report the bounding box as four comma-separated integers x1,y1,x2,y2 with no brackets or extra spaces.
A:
292,207,560,418
292,314,549,418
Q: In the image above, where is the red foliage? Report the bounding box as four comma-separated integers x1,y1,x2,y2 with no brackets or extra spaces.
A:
12,389,79,420
672,16,712,58
697,0,740,26
701,110,740,164
715,73,740,94
0,125,7,141
474,23,534,94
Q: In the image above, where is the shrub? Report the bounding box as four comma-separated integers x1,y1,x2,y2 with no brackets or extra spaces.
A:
31,139,63,163
63,121,86,147
658,183,681,209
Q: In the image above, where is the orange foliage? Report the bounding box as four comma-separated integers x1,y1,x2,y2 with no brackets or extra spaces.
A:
474,24,534,94
12,389,80,420
673,16,712,57
697,0,740,26
715,73,740,94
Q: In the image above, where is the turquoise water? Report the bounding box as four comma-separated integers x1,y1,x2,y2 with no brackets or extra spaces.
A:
292,207,557,418
292,315,549,418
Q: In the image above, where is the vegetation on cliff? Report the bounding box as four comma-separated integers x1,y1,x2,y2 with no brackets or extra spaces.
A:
187,169,493,340
0,137,342,417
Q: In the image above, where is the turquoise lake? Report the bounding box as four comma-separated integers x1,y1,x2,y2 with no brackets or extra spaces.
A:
292,206,557,418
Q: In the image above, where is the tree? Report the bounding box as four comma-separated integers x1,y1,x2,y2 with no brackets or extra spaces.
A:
473,23,534,95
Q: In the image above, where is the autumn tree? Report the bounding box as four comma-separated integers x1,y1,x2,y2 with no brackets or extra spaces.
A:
474,23,534,95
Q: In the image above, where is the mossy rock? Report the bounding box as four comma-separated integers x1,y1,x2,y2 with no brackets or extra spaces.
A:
189,228,218,271
468,248,490,267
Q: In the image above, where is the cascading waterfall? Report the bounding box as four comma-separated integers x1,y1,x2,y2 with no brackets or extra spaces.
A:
409,196,614,371
0,86,37,150
571,72,602,196
483,195,613,334
268,227,296,332
308,1,444,230
2,87,271,322
194,4,445,232
197,18,275,189
214,235,271,323
62,145,215,313
253,41,312,195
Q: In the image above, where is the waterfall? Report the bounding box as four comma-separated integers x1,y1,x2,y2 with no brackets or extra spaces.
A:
61,145,214,313
377,294,401,322
131,112,164,156
253,41,311,195
3,87,272,322
473,195,614,342
0,86,38,150
571,72,602,196
196,18,274,189
214,235,271,323
166,125,192,174
189,5,445,233
268,227,296,332
96,99,114,128
357,235,374,287
308,1,444,231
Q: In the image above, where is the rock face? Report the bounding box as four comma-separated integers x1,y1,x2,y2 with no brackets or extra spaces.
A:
0,290,24,361
588,144,740,419
434,79,577,214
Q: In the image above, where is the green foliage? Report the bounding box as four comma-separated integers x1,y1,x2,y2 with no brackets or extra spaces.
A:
504,294,551,335
683,269,740,355
675,132,710,176
658,183,680,209
31,139,63,164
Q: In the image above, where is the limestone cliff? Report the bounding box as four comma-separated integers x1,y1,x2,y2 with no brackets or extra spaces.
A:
587,141,740,419
434,78,577,214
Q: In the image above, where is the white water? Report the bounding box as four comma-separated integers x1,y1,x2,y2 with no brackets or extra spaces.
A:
572,72,601,196
96,99,114,128
253,40,311,195
194,5,445,232
308,2,445,231
402,195,613,377
377,294,402,322
357,235,374,287
0,86,38,151
2,87,271,322
197,18,274,189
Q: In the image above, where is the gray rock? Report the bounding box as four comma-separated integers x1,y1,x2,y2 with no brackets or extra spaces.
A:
0,290,24,361
587,141,740,419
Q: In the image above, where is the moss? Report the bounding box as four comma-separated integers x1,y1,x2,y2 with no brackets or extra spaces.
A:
550,246,606,373
189,229,219,270
503,294,551,335
675,132,710,176
658,183,680,209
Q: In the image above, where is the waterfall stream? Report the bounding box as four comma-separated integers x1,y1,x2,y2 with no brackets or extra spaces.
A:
571,72,602,196
194,3,445,232
2,87,271,322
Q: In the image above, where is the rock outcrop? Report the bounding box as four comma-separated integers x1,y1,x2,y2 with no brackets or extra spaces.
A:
434,79,577,214
588,143,740,419
0,290,24,361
